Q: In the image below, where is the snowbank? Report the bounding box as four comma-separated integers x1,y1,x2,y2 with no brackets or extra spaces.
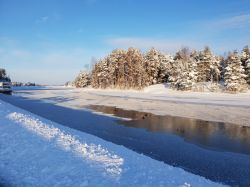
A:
0,99,226,186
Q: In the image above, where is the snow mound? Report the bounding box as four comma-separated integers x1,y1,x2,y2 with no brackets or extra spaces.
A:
7,112,123,176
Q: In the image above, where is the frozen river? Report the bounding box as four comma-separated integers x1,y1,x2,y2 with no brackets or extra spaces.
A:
0,87,250,186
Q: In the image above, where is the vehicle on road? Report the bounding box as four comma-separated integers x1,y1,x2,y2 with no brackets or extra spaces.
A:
0,79,12,94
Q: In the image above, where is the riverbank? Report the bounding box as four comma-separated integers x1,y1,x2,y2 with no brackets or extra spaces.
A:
13,84,250,126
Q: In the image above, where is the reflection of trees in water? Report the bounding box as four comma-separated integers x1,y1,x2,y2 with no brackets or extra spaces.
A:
87,105,148,120
88,105,250,148
123,114,218,145
223,125,250,144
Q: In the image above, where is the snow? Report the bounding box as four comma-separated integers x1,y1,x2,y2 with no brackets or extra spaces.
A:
0,99,226,186
12,84,250,126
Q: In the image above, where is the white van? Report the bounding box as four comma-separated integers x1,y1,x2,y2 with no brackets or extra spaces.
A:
0,79,12,94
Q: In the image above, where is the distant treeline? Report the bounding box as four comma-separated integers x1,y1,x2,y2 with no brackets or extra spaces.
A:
73,46,250,93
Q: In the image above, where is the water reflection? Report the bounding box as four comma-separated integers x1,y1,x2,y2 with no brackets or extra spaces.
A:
87,105,250,155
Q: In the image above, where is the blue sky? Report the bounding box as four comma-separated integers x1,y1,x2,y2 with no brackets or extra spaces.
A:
0,0,250,84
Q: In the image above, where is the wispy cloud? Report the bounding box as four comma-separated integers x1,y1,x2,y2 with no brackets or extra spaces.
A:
206,13,250,29
36,16,49,24
106,13,250,54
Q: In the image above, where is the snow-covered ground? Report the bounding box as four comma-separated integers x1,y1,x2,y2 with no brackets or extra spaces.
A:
13,84,250,126
0,99,226,187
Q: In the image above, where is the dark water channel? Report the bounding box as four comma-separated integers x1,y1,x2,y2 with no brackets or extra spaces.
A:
87,105,250,155
87,105,250,187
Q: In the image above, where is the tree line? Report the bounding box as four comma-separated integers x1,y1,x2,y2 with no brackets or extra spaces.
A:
73,46,250,93
0,68,11,82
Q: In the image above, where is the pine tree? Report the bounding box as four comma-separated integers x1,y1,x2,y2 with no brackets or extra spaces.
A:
245,58,250,85
145,48,172,84
0,68,6,79
145,48,158,84
98,58,110,88
241,45,250,68
240,46,250,85
196,47,221,83
224,51,247,93
210,56,221,83
197,47,212,82
91,63,101,88
74,71,90,88
90,48,149,89
158,53,173,83
169,48,197,90
145,48,161,84
108,49,127,88
126,47,149,89
162,54,175,82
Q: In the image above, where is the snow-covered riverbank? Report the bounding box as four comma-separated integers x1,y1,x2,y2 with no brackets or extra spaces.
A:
13,84,250,126
0,99,225,186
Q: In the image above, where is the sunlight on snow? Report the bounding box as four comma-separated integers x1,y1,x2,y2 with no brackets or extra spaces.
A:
6,112,124,177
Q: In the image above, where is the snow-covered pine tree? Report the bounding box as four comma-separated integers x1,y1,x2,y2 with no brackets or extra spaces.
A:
144,48,172,85
158,53,173,83
126,47,149,89
97,58,110,89
224,51,247,93
108,49,127,88
74,71,90,88
91,48,149,89
145,48,159,84
162,54,174,82
91,63,101,88
245,58,250,85
210,55,221,83
189,50,199,84
240,46,250,85
241,45,250,68
197,47,213,82
91,57,110,89
169,48,197,90
167,54,180,85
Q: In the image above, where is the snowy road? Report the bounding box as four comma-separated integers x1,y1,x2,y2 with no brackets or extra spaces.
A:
0,99,224,187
